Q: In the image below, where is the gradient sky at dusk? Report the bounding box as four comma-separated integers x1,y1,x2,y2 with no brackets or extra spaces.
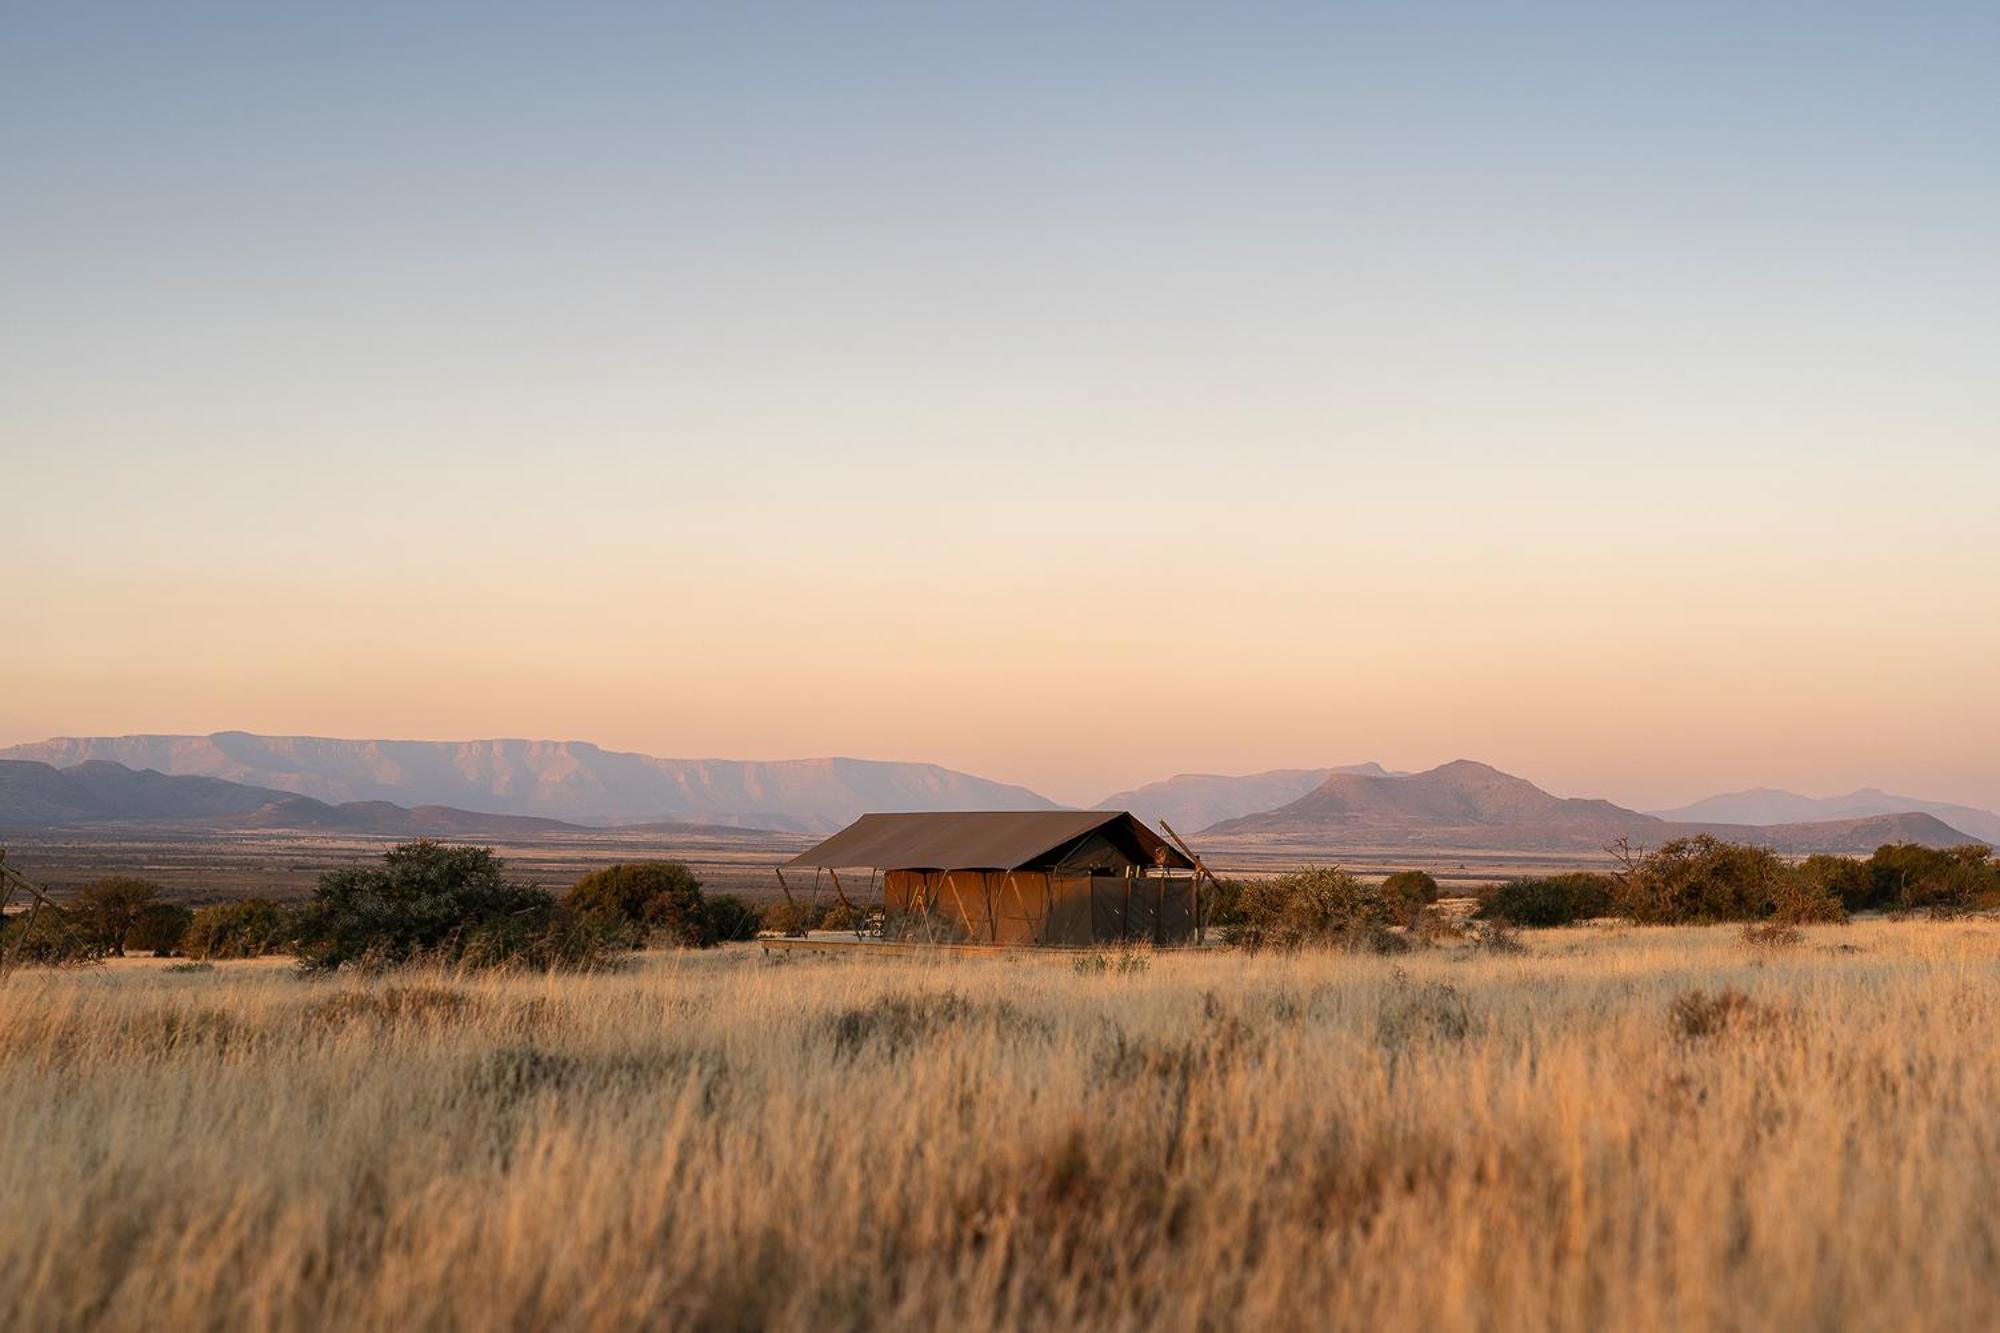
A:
5,4,1997,809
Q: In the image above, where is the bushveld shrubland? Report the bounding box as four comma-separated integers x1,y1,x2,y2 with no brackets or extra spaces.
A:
1472,839,1998,928
3,919,1996,1331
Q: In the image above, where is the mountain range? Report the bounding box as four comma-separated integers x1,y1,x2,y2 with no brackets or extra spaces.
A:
0,759,588,838
0,733,1989,855
0,733,1057,833
1202,760,1980,854
1097,765,1392,833
1650,787,2000,845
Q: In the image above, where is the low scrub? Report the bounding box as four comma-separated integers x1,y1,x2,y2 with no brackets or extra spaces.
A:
565,861,711,947
185,899,297,960
1227,866,1409,953
1476,873,1615,927
296,841,618,973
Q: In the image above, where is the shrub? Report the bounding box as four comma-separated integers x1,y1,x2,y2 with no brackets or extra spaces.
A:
70,877,164,955
1,905,109,966
1476,873,1615,928
184,899,294,960
761,900,823,935
1378,870,1441,926
1767,870,1847,924
1201,877,1247,930
1668,987,1782,1040
1795,855,1874,915
1227,866,1400,952
1742,921,1805,950
704,895,760,943
819,899,859,933
1862,843,1998,915
296,841,613,973
1615,836,1790,924
127,903,195,956
565,862,711,947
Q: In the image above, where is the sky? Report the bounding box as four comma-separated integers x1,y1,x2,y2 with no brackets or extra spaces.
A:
3,3,1997,811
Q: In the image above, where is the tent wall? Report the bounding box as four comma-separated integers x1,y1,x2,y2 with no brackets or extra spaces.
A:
883,868,1196,947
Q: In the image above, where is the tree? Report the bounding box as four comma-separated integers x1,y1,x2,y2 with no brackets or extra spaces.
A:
127,903,195,956
1864,843,1997,916
564,862,711,947
1476,873,1615,927
1228,866,1400,952
1612,835,1790,924
184,899,294,960
1795,854,1874,915
1379,870,1441,926
1,905,109,966
297,840,608,972
704,895,761,943
70,877,164,956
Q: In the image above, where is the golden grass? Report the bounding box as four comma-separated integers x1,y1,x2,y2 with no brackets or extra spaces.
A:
4,920,1998,1332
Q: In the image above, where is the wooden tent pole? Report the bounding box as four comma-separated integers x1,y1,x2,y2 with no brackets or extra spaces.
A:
1158,820,1215,946
825,867,864,941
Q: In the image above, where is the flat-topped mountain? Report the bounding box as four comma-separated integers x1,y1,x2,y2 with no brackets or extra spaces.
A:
0,759,585,837
1203,760,1980,854
0,733,1060,832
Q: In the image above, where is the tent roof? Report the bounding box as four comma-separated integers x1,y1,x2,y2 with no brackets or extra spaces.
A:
784,810,1193,872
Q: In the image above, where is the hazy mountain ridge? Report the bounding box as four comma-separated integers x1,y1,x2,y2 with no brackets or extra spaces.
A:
0,760,588,837
0,733,1060,832
1094,765,1391,833
1651,786,2000,845
1203,760,1981,854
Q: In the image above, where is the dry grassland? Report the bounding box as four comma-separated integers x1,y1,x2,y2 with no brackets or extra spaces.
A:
4,920,1997,1331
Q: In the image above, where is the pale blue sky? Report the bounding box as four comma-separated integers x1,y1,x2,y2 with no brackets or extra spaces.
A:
4,4,1997,807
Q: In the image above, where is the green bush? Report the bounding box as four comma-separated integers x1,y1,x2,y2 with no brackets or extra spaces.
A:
760,899,822,935
1795,854,1875,915
1866,843,1997,916
1227,866,1400,952
1614,836,1791,924
70,876,165,955
184,898,294,960
1,905,109,966
704,895,761,943
296,841,614,972
127,903,195,956
1201,877,1247,930
1476,873,1615,928
1378,870,1441,926
565,861,711,947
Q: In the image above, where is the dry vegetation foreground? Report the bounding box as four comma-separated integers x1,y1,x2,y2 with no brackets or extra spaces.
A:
4,922,1999,1332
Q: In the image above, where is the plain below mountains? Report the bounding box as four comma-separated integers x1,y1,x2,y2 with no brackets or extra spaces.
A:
0,733,1060,833
1200,760,1981,855
0,759,590,838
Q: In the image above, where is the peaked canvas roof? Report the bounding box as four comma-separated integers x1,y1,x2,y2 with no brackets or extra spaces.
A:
785,810,1193,872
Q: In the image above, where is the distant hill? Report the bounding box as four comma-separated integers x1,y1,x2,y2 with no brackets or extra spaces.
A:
0,759,586,838
1651,787,2000,845
1203,760,1980,854
1096,765,1390,833
0,733,1060,832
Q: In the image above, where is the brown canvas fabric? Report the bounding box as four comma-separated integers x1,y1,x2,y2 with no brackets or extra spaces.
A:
787,811,1192,873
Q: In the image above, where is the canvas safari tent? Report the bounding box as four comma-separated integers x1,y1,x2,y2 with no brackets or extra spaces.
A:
780,811,1204,947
